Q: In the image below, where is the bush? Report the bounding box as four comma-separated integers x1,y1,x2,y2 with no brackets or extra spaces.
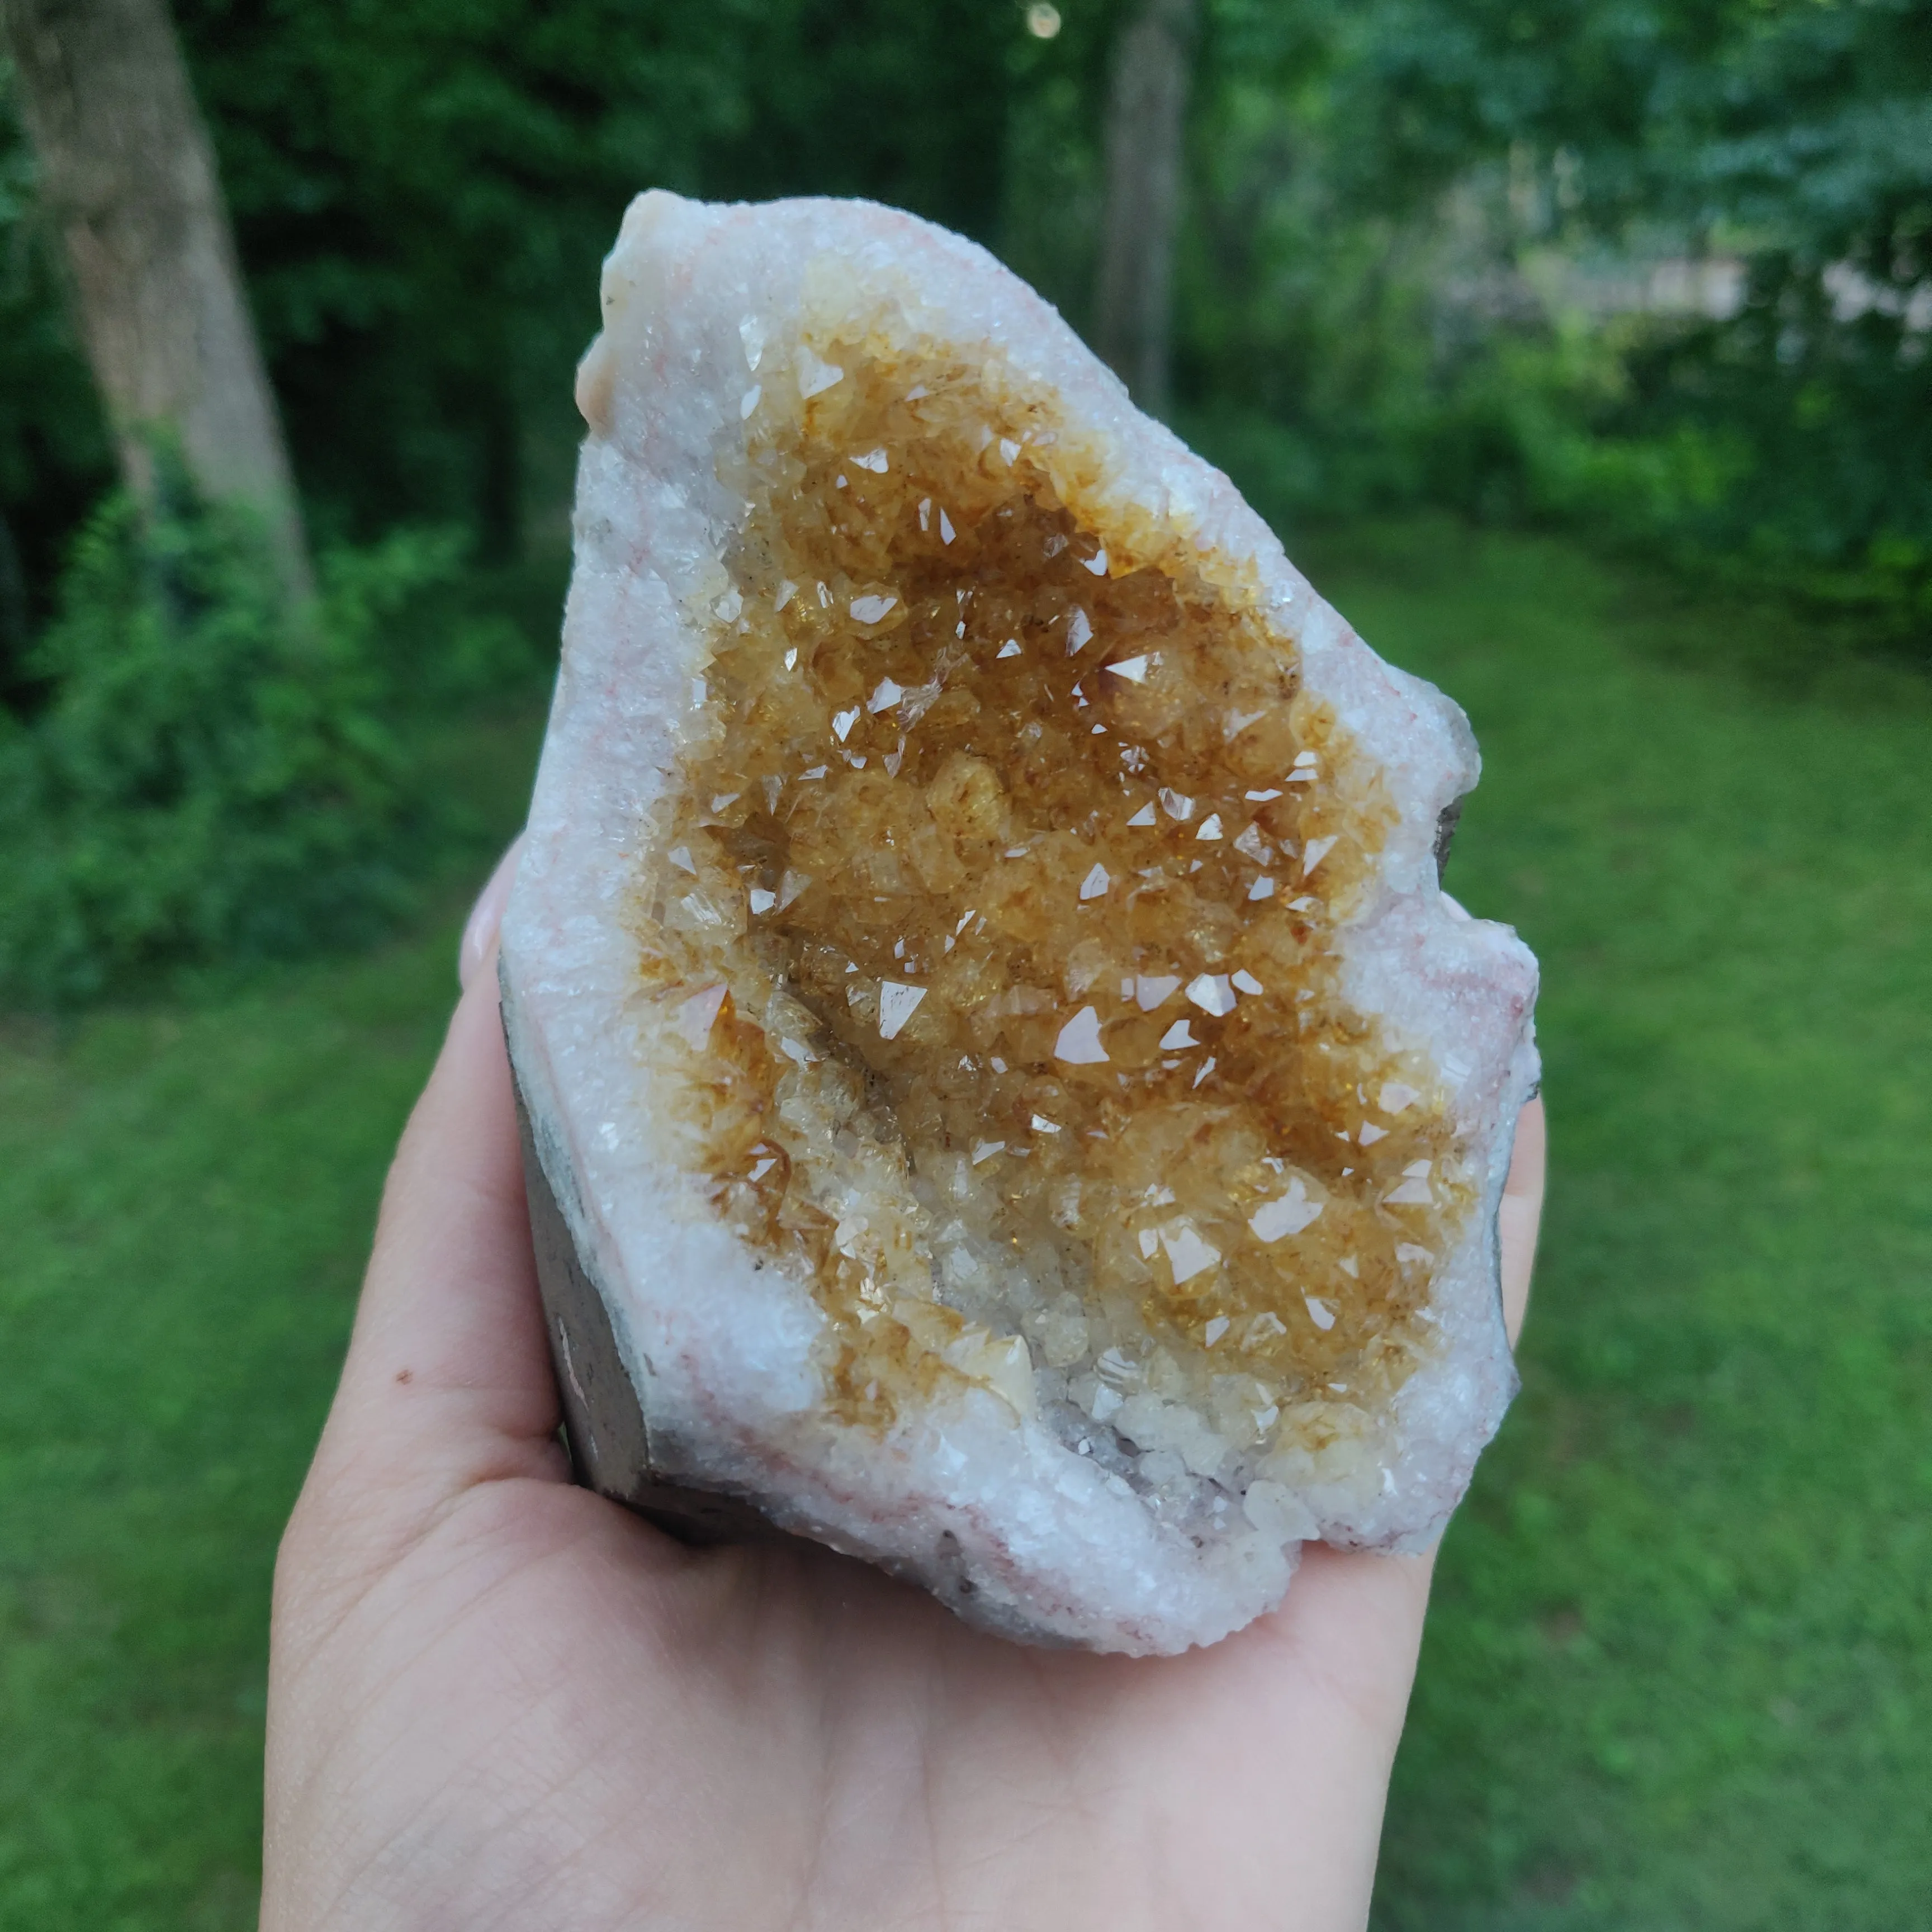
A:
0,461,494,1002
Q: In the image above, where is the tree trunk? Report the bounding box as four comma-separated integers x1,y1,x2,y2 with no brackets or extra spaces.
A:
0,0,310,597
1092,0,1196,415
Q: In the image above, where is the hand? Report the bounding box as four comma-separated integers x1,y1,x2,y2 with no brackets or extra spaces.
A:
263,846,1546,1931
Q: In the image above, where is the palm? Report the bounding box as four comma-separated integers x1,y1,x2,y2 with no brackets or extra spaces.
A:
263,955,1542,1932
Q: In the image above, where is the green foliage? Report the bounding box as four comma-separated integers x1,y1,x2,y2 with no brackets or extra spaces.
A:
1164,0,1932,642
0,458,490,1002
2,0,1926,1008
6,2,1020,648
173,0,1015,550
0,1,1024,1006
1600,281,1932,638
14,0,1930,673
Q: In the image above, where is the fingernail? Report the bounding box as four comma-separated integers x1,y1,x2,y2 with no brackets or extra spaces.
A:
460,834,527,989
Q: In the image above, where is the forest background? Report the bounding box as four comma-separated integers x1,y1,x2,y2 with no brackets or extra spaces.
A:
1,0,1928,991
0,3,1928,1929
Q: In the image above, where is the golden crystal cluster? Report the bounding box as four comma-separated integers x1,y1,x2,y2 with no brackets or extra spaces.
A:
631,330,1472,1492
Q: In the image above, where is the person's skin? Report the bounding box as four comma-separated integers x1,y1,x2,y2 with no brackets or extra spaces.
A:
262,842,1546,1932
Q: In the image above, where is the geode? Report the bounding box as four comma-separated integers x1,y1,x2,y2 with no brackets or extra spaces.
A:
498,191,1539,1655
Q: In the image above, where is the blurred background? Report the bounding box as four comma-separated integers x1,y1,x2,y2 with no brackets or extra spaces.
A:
0,1,1926,1925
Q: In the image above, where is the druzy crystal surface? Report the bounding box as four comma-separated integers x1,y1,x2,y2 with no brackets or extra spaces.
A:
500,192,1540,1654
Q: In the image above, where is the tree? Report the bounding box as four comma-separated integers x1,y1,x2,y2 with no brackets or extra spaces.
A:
1308,0,1932,622
171,0,1016,562
0,0,309,595
1093,0,1197,411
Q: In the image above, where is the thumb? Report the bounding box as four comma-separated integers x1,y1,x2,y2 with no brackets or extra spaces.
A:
289,927,565,1594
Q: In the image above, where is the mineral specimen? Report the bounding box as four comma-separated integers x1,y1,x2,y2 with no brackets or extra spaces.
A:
498,191,1540,1655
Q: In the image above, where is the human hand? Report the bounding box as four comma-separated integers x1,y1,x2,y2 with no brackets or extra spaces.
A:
262,845,1546,1931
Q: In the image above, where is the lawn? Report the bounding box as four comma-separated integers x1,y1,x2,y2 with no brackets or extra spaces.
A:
1306,524,1932,1930
1,525,1927,1929
0,710,544,1932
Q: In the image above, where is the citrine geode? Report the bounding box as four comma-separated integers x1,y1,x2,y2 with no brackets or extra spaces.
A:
499,192,1539,1654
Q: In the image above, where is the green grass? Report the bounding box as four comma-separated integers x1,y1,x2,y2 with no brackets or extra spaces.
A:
0,707,543,1932
1295,523,1932,1930
1,528,1928,1928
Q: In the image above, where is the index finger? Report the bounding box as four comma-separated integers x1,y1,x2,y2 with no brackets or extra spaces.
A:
1499,1094,1545,1347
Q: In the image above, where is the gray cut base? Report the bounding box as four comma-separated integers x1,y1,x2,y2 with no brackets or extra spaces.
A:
512,1068,785,1548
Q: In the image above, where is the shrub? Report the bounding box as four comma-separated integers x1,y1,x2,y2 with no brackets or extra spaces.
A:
0,461,486,1002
